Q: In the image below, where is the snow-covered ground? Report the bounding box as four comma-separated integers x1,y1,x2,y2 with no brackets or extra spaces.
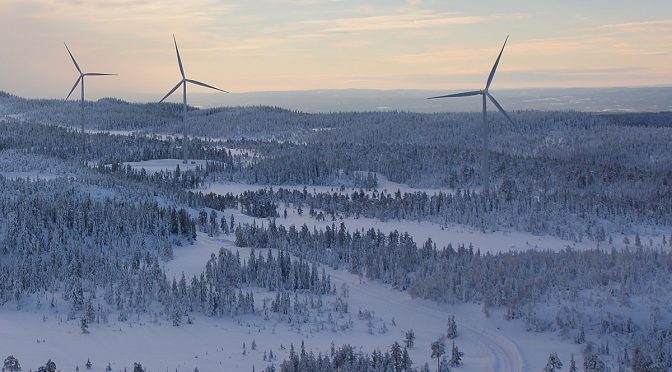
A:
202,172,454,198
0,159,657,371
199,183,604,254
200,179,653,255
84,128,137,137
123,159,216,174
0,150,81,180
1,231,581,372
0,171,64,181
275,208,601,254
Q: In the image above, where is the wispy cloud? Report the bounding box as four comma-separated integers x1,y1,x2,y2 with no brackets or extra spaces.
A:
603,19,672,33
302,11,486,34
1,0,671,95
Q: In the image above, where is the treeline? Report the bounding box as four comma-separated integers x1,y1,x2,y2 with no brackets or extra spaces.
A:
4,109,671,240
0,178,188,320
235,220,672,369
252,185,672,240
233,220,672,311
0,118,248,166
265,342,418,372
0,177,256,326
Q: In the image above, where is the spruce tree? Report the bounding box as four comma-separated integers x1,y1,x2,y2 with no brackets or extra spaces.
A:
449,341,463,367
543,353,562,372
404,329,415,349
431,337,446,372
2,355,21,372
446,315,457,339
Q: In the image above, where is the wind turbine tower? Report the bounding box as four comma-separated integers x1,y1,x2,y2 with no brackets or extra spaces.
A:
160,35,229,163
64,43,116,133
428,36,515,192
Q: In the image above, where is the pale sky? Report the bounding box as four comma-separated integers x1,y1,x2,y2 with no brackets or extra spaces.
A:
0,0,670,102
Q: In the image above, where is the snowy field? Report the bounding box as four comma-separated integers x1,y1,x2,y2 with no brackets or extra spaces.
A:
0,231,581,372
119,158,452,196
0,160,660,372
200,180,619,254
123,159,216,173
2,100,671,372
202,172,455,197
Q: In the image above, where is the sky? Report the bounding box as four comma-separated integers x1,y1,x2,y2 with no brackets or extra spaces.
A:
0,0,670,103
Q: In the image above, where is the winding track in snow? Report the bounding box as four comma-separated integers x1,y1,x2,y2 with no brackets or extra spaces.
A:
325,266,526,372
180,227,528,371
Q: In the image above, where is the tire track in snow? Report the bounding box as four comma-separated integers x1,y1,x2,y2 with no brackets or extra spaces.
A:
224,236,527,371
326,269,526,372
459,320,525,372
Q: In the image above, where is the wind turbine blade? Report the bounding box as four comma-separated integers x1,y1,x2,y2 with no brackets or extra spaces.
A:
65,76,82,101
187,79,229,93
487,93,515,125
159,81,183,103
64,43,82,74
427,90,482,99
173,35,185,79
485,35,509,91
84,73,117,76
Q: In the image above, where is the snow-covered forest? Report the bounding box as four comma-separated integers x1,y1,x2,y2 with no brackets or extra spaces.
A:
0,92,671,371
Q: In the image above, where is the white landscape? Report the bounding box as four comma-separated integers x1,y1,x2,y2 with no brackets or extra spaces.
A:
2,1,672,371
0,231,580,372
1,128,669,372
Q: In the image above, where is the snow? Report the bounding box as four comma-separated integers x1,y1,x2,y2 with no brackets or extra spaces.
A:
84,129,137,136
0,171,64,181
122,159,216,174
0,230,581,371
196,189,602,254
0,170,644,372
199,178,654,255
294,215,597,254
201,173,453,199
360,172,456,196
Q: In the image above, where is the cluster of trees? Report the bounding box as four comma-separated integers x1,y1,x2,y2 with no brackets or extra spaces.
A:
0,177,185,304
236,184,672,240
239,190,279,218
558,305,672,371
234,221,418,289
0,181,346,325
195,247,334,320
5,100,671,240
266,342,415,372
0,117,245,168
234,220,672,367
233,247,334,295
0,177,254,326
233,220,672,310
2,355,141,372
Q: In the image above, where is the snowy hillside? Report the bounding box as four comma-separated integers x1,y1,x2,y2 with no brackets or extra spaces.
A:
0,100,671,372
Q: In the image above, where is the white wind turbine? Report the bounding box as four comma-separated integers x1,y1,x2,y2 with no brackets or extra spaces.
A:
428,36,515,192
159,35,229,163
64,43,116,133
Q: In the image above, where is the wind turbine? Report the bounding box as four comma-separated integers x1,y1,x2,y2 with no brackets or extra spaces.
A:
428,36,515,192
64,43,116,133
159,35,229,163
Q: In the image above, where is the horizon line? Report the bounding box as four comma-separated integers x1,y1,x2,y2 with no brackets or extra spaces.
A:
4,84,672,100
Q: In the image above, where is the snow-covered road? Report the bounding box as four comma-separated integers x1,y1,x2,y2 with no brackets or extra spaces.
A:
325,258,526,371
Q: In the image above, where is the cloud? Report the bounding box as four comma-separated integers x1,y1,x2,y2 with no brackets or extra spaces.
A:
302,11,486,34
603,19,672,33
